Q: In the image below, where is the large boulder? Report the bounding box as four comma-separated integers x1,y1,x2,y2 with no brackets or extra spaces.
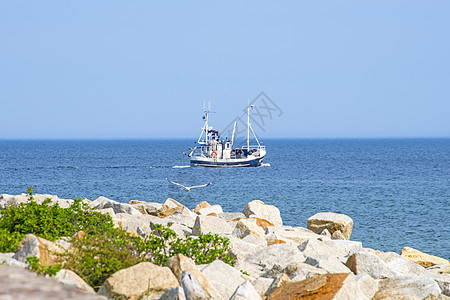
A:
372,275,442,299
307,212,353,240
304,255,351,274
218,212,246,222
232,218,266,239
297,238,348,258
101,262,179,299
242,200,282,227
200,260,246,300
196,204,223,216
345,251,398,279
89,196,141,216
240,244,305,277
129,200,163,215
55,269,95,294
400,246,449,268
230,280,262,300
265,226,320,245
225,234,265,262
266,273,367,300
13,234,65,266
167,254,218,299
180,271,209,300
192,215,233,236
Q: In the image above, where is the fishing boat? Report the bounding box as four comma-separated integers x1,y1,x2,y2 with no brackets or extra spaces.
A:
187,104,266,167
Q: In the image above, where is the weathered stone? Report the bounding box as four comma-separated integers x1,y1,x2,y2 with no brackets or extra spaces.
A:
200,260,246,300
401,246,449,268
242,200,282,227
167,254,218,299
251,277,273,297
297,238,348,258
89,196,141,216
197,205,223,216
428,263,450,275
0,265,106,300
159,287,187,300
233,218,266,238
225,235,264,262
305,255,352,274
373,275,441,299
114,212,158,234
192,201,211,214
230,280,262,300
164,213,196,229
355,274,379,299
3,257,28,268
241,234,267,247
264,273,291,297
345,251,398,279
331,239,363,255
331,230,346,240
287,263,328,281
94,207,116,219
242,244,305,277
266,273,352,300
129,200,163,215
55,269,95,294
307,212,353,240
378,252,429,276
13,234,65,266
101,262,179,299
320,228,332,237
0,252,14,263
180,271,210,300
192,215,232,236
218,212,246,222
426,271,450,296
265,226,320,245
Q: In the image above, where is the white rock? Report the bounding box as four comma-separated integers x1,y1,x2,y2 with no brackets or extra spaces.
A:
200,260,245,300
251,277,273,297
55,269,95,294
265,226,320,245
180,271,210,300
233,218,266,239
297,238,348,258
355,274,379,299
242,200,282,227
331,239,363,255
242,244,305,277
218,212,246,222
164,213,196,229
192,215,232,236
89,196,141,215
230,280,262,300
307,212,353,240
334,273,369,300
0,252,14,264
331,230,346,240
304,255,351,274
93,208,116,219
197,204,223,216
374,275,442,299
345,251,398,279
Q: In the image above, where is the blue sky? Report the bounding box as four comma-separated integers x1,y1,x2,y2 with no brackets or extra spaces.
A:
1,1,449,139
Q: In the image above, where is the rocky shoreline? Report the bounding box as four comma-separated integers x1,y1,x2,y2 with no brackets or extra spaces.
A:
1,193,449,299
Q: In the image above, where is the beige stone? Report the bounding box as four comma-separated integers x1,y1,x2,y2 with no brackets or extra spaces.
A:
193,201,212,213
401,247,449,268
307,212,353,240
101,262,179,299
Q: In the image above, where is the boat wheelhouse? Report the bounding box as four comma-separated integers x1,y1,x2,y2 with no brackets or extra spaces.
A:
188,104,266,167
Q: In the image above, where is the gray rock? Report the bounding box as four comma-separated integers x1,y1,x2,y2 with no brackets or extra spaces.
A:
159,287,187,300
55,269,95,294
0,252,14,263
89,196,141,215
346,251,398,279
232,218,265,239
3,257,28,268
192,215,232,236
242,244,305,277
426,271,450,296
218,212,246,222
242,200,282,226
230,280,262,300
224,234,264,262
180,271,210,300
428,263,450,275
374,275,441,299
288,263,327,281
12,234,40,263
164,213,197,229
93,207,116,219
114,212,158,234
200,260,245,300
264,273,291,297
304,255,352,274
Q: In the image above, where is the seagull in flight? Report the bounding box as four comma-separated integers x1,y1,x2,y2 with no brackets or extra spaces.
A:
166,178,212,191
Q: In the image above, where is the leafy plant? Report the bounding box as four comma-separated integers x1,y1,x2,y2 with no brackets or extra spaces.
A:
27,256,62,276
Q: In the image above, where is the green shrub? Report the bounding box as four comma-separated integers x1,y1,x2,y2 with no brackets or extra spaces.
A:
27,256,62,276
0,228,24,252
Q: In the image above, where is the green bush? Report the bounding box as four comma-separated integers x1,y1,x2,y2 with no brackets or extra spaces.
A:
27,256,62,276
0,188,236,291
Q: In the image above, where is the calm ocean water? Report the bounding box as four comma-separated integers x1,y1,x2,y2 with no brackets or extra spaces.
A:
0,139,449,259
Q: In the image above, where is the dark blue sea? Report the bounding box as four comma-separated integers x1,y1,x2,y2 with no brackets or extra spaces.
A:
0,139,449,259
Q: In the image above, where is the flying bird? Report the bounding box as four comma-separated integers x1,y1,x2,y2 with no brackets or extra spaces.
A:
166,178,212,191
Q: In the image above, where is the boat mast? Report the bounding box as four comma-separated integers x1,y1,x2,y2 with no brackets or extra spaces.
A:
231,121,237,147
247,104,254,150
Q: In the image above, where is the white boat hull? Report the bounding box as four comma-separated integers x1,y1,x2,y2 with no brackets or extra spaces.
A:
190,155,265,167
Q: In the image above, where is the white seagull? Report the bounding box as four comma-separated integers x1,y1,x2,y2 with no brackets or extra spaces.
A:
166,178,212,191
